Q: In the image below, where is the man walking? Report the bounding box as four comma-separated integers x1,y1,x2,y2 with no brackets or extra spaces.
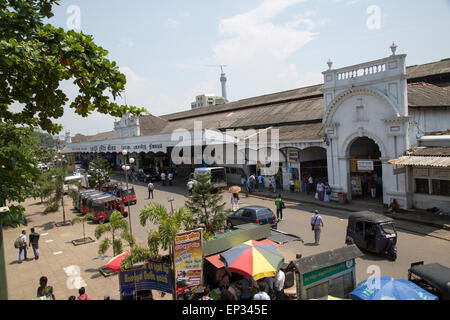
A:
17,230,27,263
168,172,173,186
275,195,284,221
308,175,314,195
147,182,154,199
258,173,264,192
187,180,194,196
311,210,324,245
29,228,40,260
274,268,286,300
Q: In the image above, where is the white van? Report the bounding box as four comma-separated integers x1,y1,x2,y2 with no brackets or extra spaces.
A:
63,174,88,194
190,167,227,190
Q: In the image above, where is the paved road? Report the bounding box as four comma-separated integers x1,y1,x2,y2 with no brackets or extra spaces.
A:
117,176,450,284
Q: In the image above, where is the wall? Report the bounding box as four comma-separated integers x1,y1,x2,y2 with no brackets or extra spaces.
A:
408,109,450,148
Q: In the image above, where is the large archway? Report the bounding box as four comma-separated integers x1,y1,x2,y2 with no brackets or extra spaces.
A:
348,137,383,201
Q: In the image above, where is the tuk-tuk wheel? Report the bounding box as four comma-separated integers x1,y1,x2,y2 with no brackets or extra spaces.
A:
122,212,128,218
389,253,397,261
98,218,105,225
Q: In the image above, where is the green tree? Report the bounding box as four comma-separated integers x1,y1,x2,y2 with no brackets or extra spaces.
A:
121,203,194,270
0,0,147,135
87,156,111,189
95,211,135,257
72,213,94,242
184,173,229,238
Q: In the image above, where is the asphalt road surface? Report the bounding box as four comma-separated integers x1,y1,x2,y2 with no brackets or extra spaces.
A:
115,175,450,284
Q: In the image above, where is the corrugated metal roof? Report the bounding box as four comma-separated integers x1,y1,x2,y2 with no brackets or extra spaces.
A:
388,156,450,167
407,58,450,80
408,83,450,108
408,147,450,156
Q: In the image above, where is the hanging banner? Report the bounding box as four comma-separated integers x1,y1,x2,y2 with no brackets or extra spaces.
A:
119,261,173,296
173,229,203,298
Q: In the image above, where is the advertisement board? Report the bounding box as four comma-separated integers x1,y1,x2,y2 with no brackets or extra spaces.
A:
119,261,173,296
173,229,203,297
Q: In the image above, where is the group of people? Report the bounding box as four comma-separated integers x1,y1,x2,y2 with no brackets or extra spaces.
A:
315,181,332,202
36,276,107,300
160,171,174,186
15,228,40,263
360,172,381,199
241,173,267,194
210,267,287,300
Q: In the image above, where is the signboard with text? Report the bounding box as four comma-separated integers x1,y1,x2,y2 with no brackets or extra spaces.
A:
119,261,173,295
173,229,203,298
357,160,374,171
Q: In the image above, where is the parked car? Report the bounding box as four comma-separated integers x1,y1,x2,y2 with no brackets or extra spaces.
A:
227,206,278,229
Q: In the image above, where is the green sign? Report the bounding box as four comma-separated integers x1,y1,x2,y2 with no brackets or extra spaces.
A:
303,260,354,287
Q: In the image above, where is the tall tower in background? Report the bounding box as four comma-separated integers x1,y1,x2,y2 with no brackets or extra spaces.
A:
220,66,227,101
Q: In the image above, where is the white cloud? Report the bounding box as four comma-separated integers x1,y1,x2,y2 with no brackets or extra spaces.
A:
209,0,322,101
165,18,181,29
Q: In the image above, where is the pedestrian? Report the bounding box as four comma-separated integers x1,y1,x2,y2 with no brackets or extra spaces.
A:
253,282,271,300
219,285,236,301
37,276,55,300
302,176,308,193
231,193,240,212
187,180,194,196
76,287,92,300
270,176,276,193
17,230,27,263
29,227,40,260
324,183,332,203
311,210,324,245
370,178,377,199
258,173,264,192
316,181,325,201
168,172,173,186
68,296,76,300
161,171,166,186
147,182,154,199
249,174,256,193
275,194,284,221
104,295,111,300
308,175,314,195
274,268,286,300
237,279,253,300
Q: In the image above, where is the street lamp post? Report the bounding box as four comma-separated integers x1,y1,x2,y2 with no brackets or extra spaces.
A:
121,150,134,236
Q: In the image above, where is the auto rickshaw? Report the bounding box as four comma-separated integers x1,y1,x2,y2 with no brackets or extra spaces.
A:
81,191,107,215
116,185,137,205
100,180,119,195
75,189,99,212
408,261,450,300
345,211,397,261
90,195,128,224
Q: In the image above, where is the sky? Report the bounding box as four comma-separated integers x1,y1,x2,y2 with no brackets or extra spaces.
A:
43,0,450,137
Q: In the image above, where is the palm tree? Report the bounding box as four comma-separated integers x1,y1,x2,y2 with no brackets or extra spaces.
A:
121,203,194,270
94,211,135,257
71,213,94,243
44,167,69,225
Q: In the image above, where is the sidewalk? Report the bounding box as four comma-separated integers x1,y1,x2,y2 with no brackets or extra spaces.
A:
247,189,450,231
2,197,171,300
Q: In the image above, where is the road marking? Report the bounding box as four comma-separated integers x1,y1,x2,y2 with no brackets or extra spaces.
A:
45,240,54,243
53,251,63,255
41,233,49,236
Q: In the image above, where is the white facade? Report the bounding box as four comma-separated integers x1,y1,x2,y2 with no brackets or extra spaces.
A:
323,53,411,208
114,112,140,139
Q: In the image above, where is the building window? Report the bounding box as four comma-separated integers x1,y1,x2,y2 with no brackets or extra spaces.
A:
431,180,450,197
356,106,364,121
415,179,429,194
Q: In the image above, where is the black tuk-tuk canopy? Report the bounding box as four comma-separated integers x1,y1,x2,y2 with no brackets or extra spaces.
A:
91,195,118,206
348,211,394,224
409,263,450,299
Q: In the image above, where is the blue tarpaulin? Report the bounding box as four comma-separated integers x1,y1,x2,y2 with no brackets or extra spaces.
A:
350,276,438,300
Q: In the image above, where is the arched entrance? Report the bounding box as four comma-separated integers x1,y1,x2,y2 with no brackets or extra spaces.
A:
348,137,383,201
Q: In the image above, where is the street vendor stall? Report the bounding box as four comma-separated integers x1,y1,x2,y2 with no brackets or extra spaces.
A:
288,245,363,300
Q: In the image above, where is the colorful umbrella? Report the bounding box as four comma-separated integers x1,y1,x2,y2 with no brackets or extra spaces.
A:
350,276,438,300
228,186,241,194
219,240,284,280
106,252,130,271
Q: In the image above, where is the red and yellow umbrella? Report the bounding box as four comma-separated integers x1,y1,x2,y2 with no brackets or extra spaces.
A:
220,240,284,280
106,252,130,271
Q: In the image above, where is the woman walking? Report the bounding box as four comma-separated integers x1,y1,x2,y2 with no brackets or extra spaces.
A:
231,193,240,212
